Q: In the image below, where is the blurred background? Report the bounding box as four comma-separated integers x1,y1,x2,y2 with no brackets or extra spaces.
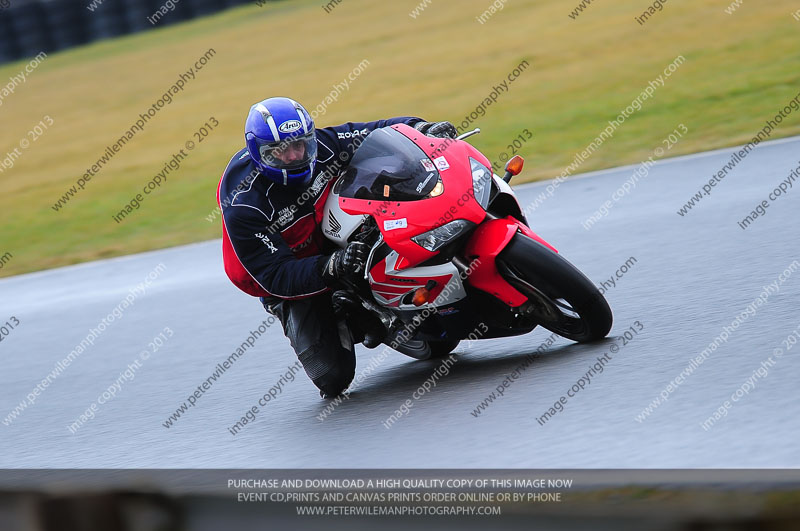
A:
2,1,800,529
1,0,799,277
0,0,270,64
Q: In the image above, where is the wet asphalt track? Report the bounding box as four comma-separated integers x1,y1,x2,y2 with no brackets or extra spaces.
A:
1,136,799,469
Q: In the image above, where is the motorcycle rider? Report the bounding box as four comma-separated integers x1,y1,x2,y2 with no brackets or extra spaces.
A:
217,96,457,398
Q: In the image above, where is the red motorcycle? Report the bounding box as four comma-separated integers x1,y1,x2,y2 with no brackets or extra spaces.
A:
322,124,612,359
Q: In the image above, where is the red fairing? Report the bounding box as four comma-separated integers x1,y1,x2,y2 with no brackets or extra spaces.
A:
340,124,487,269
463,216,556,308
368,254,452,307
337,123,559,308
516,223,557,253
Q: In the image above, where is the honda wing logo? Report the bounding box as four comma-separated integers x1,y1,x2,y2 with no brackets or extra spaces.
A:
329,213,342,232
325,212,342,238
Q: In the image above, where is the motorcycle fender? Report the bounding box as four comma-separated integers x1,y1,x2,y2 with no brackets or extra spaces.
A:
463,216,557,308
492,175,529,224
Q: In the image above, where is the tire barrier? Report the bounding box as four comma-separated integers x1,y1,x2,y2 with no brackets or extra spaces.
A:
7,2,54,62
0,0,280,65
0,15,21,64
87,0,130,41
45,0,90,51
122,0,159,33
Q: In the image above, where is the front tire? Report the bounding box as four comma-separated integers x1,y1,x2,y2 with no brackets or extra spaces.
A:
495,234,612,342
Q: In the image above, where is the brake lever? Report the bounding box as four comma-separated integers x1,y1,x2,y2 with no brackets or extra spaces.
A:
363,233,384,281
456,128,481,141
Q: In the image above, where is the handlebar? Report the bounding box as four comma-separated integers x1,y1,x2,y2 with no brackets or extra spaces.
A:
456,128,481,141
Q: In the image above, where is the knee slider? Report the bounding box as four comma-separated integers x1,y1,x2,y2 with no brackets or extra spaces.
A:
298,345,355,397
314,365,354,398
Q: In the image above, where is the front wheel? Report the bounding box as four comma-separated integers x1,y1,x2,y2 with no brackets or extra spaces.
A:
495,234,612,342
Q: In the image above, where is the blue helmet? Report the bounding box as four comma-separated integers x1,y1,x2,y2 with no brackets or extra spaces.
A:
245,97,317,186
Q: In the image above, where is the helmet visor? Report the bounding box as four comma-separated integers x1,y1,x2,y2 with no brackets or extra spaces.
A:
256,132,317,171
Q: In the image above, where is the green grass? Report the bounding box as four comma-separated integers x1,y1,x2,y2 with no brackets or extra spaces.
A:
1,0,799,276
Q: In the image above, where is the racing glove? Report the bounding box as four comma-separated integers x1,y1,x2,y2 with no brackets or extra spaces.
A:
320,241,370,286
413,121,458,139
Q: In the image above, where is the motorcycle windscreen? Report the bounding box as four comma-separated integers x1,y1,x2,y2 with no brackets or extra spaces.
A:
337,127,441,202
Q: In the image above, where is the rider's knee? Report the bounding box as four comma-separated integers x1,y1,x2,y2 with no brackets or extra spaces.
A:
298,345,355,397
314,363,355,397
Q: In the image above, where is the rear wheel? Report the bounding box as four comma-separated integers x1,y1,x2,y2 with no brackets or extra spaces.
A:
495,234,612,342
383,330,432,360
384,332,459,361
428,338,460,358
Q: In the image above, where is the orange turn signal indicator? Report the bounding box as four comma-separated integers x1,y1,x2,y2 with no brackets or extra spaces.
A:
505,155,524,176
412,287,430,306
412,280,438,307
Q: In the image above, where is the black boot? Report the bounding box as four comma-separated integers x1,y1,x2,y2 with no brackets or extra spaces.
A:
331,290,386,349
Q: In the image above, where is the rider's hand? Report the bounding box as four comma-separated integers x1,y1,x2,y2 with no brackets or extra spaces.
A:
414,121,458,139
320,241,370,285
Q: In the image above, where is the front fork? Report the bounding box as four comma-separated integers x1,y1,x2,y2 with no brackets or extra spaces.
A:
461,215,557,308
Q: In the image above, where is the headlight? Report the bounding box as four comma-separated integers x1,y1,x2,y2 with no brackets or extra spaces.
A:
470,158,492,209
427,178,444,198
412,219,474,252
